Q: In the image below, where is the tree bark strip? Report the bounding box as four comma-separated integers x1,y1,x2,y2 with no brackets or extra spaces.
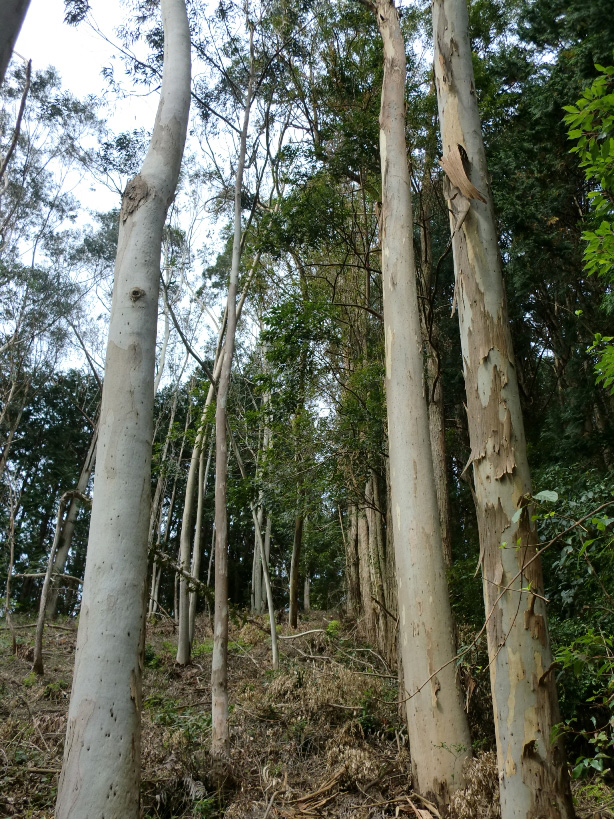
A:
432,1,574,816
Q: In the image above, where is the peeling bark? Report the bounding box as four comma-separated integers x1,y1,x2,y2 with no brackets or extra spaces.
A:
432,2,574,817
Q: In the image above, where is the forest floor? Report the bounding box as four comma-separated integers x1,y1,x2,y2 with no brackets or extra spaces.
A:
1,611,612,819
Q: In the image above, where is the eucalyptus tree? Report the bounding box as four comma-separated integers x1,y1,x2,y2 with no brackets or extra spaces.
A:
432,0,574,815
372,0,471,804
55,0,191,814
0,66,101,481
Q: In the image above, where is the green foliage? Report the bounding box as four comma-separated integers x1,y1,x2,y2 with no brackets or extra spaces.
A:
564,63,614,277
42,680,69,701
565,62,614,391
325,619,341,638
143,644,162,669
554,629,614,779
144,693,213,743
532,466,614,776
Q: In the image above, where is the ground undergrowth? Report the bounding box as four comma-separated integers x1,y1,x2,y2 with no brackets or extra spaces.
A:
1,612,612,818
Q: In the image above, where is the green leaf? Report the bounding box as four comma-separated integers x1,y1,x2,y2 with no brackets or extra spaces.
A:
533,490,558,503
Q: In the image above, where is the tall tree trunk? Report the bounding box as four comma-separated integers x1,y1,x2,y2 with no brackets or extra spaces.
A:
375,0,471,805
367,471,388,651
189,439,212,643
47,422,98,618
54,2,190,815
227,425,279,670
33,491,91,675
150,401,190,618
357,501,375,641
0,0,31,86
288,501,305,628
418,168,452,565
176,426,206,664
343,505,361,618
432,2,574,816
252,501,264,612
261,512,272,612
211,23,255,759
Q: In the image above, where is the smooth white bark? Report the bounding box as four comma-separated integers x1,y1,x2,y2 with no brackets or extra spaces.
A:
54,2,190,815
211,22,255,758
375,0,471,804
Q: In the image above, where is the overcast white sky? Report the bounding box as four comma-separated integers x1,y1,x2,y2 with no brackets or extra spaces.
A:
15,0,161,213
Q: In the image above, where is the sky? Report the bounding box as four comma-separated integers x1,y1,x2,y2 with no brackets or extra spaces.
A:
10,0,214,377
15,0,161,214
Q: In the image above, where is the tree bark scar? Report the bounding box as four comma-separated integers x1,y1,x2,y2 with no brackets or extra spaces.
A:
436,6,452,86
120,174,150,223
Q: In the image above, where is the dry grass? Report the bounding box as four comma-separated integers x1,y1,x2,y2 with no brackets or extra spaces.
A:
1,615,613,819
0,613,409,818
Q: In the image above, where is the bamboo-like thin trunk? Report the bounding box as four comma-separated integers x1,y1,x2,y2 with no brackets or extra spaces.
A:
177,426,208,664
288,506,304,628
228,425,278,670
150,404,190,618
33,491,91,675
189,439,212,643
211,23,256,759
261,512,272,612
47,423,98,618
357,501,375,641
252,502,264,612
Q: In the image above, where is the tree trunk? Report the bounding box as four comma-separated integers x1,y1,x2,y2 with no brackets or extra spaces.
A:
367,470,389,652
47,422,98,618
432,2,574,816
211,22,255,759
54,2,190,815
189,439,212,643
418,173,452,565
252,501,264,612
357,501,375,641
149,402,190,619
261,512,272,612
288,505,305,628
375,0,471,805
33,491,90,675
343,505,361,618
0,0,31,86
176,427,205,664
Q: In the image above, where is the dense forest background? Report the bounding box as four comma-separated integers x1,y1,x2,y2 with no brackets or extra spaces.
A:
2,0,614,815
